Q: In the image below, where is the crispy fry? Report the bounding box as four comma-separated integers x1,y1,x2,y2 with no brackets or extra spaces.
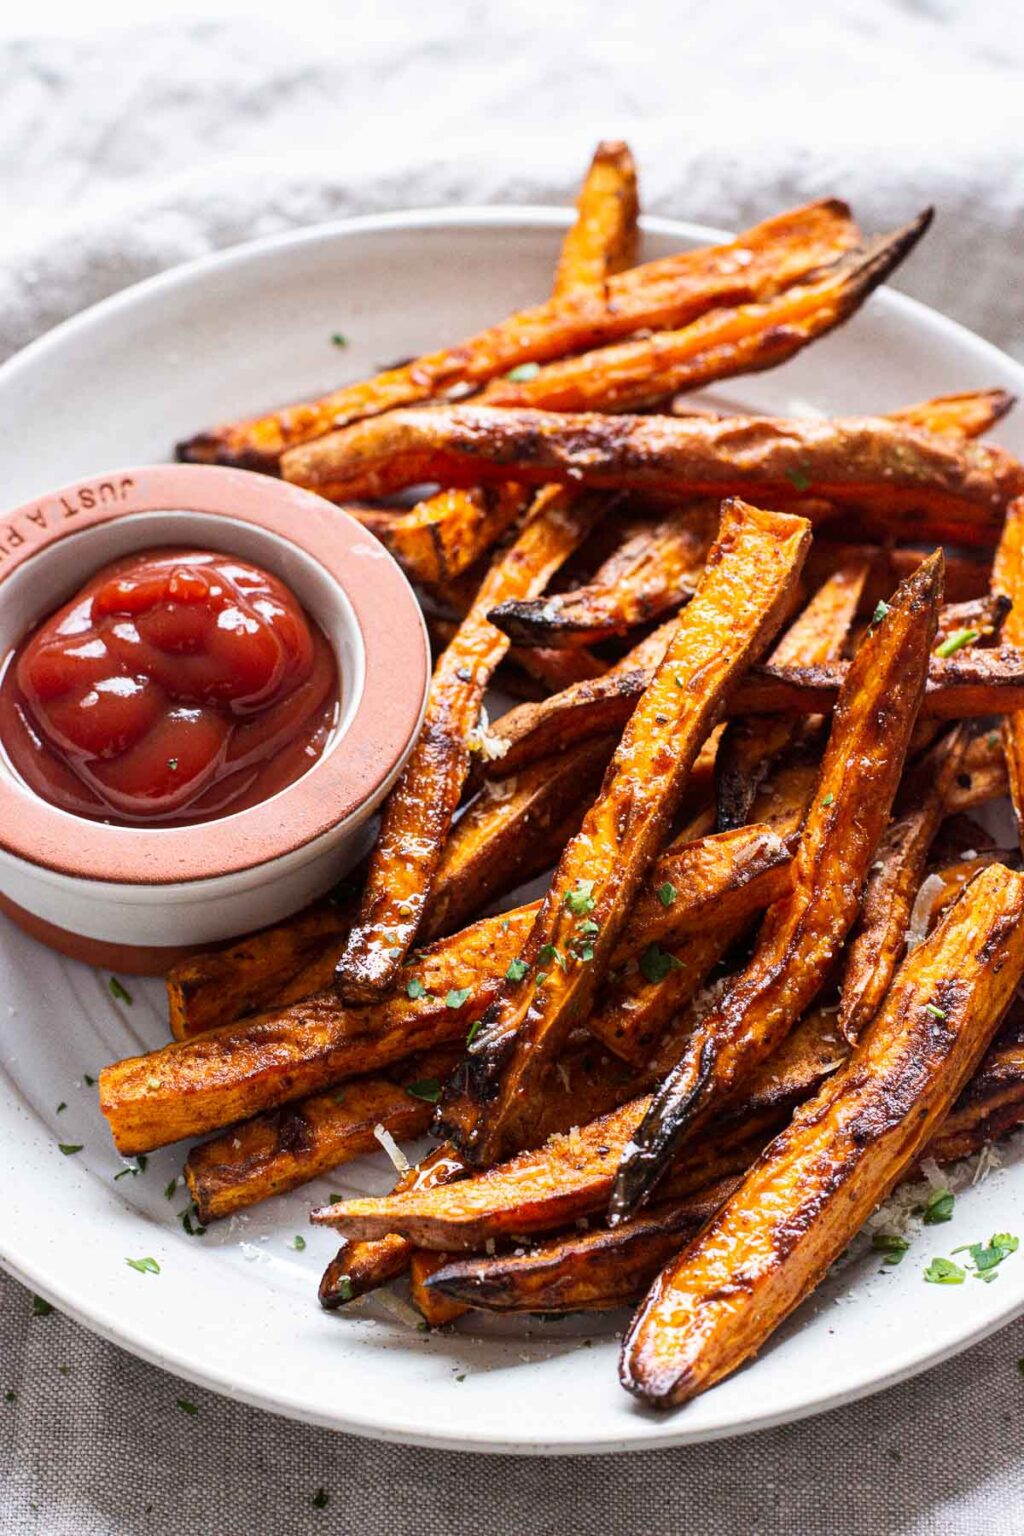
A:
805,540,990,607
438,501,811,1166
103,821,790,1152
166,900,351,1041
319,1143,463,1309
335,488,604,1001
283,407,1022,547
992,496,1024,849
888,388,1015,440
312,1008,844,1248
488,504,717,648
946,727,1010,812
409,1250,470,1327
185,1046,461,1224
716,562,867,832
423,737,616,939
180,199,858,470
620,862,1024,1408
483,218,930,414
482,644,1024,780
611,553,941,1220
551,140,639,301
837,726,970,1044
374,484,529,586
505,644,608,693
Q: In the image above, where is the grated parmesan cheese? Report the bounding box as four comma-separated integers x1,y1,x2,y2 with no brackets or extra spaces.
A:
905,874,947,951
373,1124,411,1174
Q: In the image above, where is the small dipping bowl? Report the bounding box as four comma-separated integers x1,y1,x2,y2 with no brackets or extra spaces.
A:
0,465,429,972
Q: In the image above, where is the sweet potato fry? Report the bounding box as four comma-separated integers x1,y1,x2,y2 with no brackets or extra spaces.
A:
423,737,616,940
335,488,604,1001
888,388,1015,441
837,726,970,1044
806,540,990,607
505,644,608,693
619,861,1024,1408
716,562,867,832
438,500,811,1166
551,140,639,301
611,553,941,1221
166,900,351,1041
482,643,1024,780
373,484,529,586
488,504,717,648
103,821,791,1152
282,406,1022,546
482,218,930,414
946,724,1009,812
312,1007,844,1248
992,496,1024,847
184,1046,461,1224
180,199,857,470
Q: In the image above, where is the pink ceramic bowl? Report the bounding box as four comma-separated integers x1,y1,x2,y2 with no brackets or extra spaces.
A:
0,464,429,972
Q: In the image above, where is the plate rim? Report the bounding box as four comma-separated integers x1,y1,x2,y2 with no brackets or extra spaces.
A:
2,203,1023,1455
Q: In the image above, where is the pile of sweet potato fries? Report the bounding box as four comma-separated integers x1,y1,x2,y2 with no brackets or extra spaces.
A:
99,142,1024,1409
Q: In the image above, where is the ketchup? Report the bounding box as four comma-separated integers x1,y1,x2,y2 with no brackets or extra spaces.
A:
0,550,339,825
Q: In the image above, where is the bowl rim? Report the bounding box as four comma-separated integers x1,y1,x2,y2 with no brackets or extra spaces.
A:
0,464,430,885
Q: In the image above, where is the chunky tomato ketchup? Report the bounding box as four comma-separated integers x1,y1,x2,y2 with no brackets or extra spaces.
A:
0,549,339,825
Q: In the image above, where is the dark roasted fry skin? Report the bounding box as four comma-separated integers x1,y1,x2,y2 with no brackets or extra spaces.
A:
481,644,1024,779
946,727,1010,813
992,496,1024,848
335,488,603,1001
611,553,941,1221
374,484,528,586
806,540,990,608
551,140,639,301
837,725,969,1044
312,1008,844,1248
619,861,1024,1408
179,199,857,470
437,501,811,1166
102,821,789,1152
185,1047,461,1224
482,218,930,414
488,505,717,648
716,562,867,832
166,901,352,1041
282,406,1022,546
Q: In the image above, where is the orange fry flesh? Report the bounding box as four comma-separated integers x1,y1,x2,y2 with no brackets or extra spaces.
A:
552,139,639,301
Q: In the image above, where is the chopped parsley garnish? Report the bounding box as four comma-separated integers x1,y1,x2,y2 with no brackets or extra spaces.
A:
784,465,812,492
564,879,596,916
576,918,600,938
164,1177,177,1200
923,1256,965,1285
454,1372,466,1383
953,1232,1019,1281
935,628,979,659
56,1102,67,1114
656,881,677,908
175,1398,198,1416
506,362,540,382
114,1155,147,1180
871,1232,910,1265
58,1143,83,1157
108,976,133,1005
406,1078,442,1104
331,1089,346,1104
167,757,179,772
445,988,471,1009
312,1488,330,1510
291,1235,306,1252
639,943,682,985
406,977,425,1000
328,1193,343,1204
925,1003,947,1021
534,972,549,987
83,1074,96,1087
334,1277,354,1302
125,1256,160,1275
505,957,529,982
821,793,834,807
466,1018,483,1046
922,1188,955,1225
178,1205,207,1238
31,1295,53,1317
330,333,349,348
537,943,566,971
870,600,890,628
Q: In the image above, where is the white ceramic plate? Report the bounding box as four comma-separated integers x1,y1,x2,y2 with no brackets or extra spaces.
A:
2,208,1024,1455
